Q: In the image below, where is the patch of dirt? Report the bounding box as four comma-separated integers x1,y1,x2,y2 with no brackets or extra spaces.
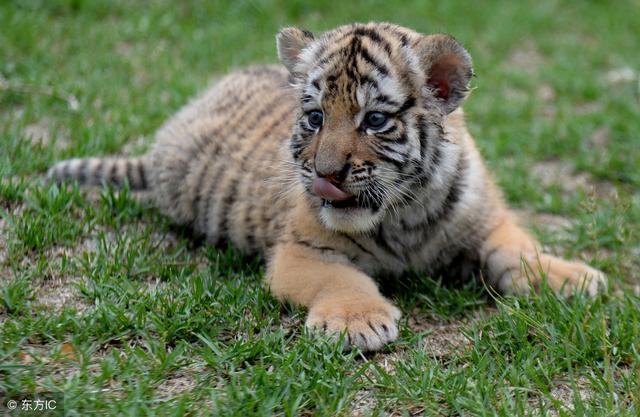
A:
588,126,610,151
504,40,546,74
528,375,592,416
22,118,71,150
30,244,94,314
603,67,637,84
155,368,199,399
24,122,51,146
12,220,183,315
350,389,378,417
536,83,556,102
36,276,91,313
0,204,25,281
115,41,136,59
422,324,472,360
405,312,474,360
531,160,618,199
574,101,603,115
535,83,558,119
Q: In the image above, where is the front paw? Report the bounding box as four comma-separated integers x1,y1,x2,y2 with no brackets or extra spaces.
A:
306,294,401,352
537,254,607,297
501,253,607,297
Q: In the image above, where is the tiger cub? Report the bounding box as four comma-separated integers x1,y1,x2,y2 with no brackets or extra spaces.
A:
48,22,606,351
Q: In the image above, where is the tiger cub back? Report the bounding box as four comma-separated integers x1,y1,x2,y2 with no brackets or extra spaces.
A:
49,65,299,255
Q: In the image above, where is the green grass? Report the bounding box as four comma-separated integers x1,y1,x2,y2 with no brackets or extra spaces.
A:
1,0,639,415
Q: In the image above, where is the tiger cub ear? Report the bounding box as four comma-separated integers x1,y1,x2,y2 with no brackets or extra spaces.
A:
276,27,315,77
418,34,473,114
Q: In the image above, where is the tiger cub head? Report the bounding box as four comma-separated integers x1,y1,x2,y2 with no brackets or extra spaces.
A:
277,22,473,234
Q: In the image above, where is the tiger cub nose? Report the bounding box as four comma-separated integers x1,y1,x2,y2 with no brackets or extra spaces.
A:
315,162,351,185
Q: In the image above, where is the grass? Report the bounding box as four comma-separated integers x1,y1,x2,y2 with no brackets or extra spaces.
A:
1,0,639,415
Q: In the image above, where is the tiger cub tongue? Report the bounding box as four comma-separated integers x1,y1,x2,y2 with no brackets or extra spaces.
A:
311,178,352,201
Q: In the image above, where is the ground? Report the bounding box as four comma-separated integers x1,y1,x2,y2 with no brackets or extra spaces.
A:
1,1,639,416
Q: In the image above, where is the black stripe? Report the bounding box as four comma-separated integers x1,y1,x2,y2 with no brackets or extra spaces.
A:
375,94,399,107
382,25,411,48
125,160,132,187
77,159,88,183
295,238,336,253
218,176,240,239
394,96,416,115
166,157,190,215
359,74,379,90
109,163,118,185
200,160,228,242
426,144,442,179
375,150,405,169
353,27,393,57
191,133,226,225
438,155,467,219
425,153,467,225
401,153,467,244
94,161,104,184
326,73,339,84
61,161,71,180
376,126,402,141
356,44,390,76
373,225,403,262
244,199,259,251
397,33,409,47
318,48,344,68
374,140,404,156
414,119,444,187
342,234,374,257
137,160,147,189
416,114,428,160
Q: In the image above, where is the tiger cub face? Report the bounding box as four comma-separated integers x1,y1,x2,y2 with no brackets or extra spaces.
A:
277,23,473,234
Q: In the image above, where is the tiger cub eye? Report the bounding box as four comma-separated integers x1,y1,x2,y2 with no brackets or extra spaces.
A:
364,111,387,129
307,110,324,128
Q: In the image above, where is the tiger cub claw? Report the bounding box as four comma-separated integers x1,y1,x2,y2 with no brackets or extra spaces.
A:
306,295,401,352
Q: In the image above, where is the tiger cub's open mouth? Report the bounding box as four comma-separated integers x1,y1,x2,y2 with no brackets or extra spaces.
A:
321,195,379,211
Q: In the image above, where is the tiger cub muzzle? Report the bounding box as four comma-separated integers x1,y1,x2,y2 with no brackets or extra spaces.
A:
310,160,381,210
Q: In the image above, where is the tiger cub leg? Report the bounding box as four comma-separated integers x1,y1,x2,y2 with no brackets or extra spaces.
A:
266,243,400,351
480,212,607,296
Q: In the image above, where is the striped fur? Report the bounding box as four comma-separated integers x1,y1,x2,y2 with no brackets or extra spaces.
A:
47,157,149,189
48,23,606,351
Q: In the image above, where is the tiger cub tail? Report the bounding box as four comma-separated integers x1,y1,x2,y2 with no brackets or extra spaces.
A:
46,156,150,190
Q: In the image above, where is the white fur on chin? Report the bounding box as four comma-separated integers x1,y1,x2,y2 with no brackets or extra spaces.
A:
319,206,384,234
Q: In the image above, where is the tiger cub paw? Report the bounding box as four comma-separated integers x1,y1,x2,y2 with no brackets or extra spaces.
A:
306,295,401,352
539,255,607,297
504,254,607,297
